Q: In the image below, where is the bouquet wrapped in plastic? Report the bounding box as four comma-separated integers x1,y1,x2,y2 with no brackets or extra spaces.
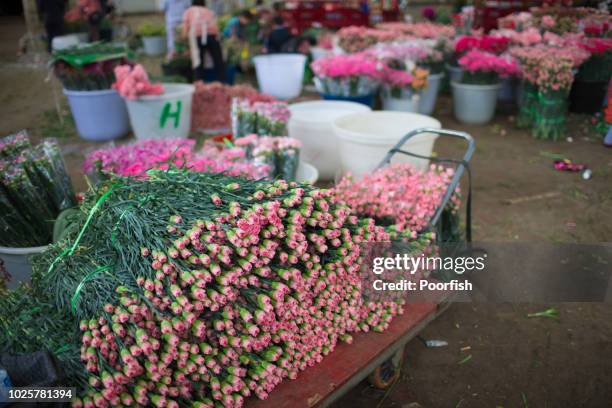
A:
248,136,301,182
232,99,290,138
311,53,383,97
0,131,76,247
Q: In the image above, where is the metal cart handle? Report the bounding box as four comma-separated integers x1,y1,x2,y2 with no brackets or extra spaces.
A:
375,127,475,234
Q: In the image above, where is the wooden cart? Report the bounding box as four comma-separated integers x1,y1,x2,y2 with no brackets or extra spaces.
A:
250,128,475,407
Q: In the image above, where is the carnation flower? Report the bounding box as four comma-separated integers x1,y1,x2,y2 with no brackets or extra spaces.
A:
112,64,164,100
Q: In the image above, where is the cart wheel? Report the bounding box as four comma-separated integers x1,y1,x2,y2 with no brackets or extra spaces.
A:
368,348,405,389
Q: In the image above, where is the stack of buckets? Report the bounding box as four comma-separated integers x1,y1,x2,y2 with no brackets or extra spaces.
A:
288,101,441,180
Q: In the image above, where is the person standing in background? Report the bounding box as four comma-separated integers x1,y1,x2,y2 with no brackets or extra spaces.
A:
263,15,291,53
223,10,254,41
162,0,190,58
182,0,225,82
37,0,67,52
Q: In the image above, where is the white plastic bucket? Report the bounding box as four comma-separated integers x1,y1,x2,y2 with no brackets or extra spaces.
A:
381,88,420,112
64,89,130,141
0,245,47,289
289,100,371,180
142,36,167,56
452,81,501,124
52,34,80,51
253,54,306,100
419,72,443,115
446,64,464,83
333,111,441,177
74,32,89,43
310,46,330,61
296,161,319,184
125,83,195,140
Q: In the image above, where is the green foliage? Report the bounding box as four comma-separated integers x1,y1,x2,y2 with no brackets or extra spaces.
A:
461,71,500,85
137,21,166,37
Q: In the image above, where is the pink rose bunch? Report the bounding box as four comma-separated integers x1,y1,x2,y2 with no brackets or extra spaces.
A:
311,53,383,80
458,50,519,77
112,64,164,100
83,139,267,180
333,163,460,234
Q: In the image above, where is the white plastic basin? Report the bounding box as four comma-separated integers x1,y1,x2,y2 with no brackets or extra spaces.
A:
52,34,81,51
332,111,441,177
289,101,371,180
296,161,319,184
125,83,194,140
0,244,48,289
253,54,306,100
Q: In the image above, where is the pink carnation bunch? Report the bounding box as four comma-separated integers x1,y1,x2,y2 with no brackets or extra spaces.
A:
337,26,399,53
248,101,291,123
83,139,266,180
191,82,276,131
510,44,591,91
311,53,383,80
367,42,431,63
498,12,535,30
455,35,510,55
377,22,455,39
536,56,575,93
112,64,164,100
541,15,556,29
458,50,519,80
381,68,414,88
333,163,461,234
493,28,542,46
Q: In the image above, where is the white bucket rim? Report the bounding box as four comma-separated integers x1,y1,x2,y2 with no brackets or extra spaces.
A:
333,111,441,145
63,88,119,97
428,72,445,80
289,100,371,125
297,161,319,184
0,245,48,255
451,81,502,90
445,63,463,71
132,83,195,101
253,53,307,63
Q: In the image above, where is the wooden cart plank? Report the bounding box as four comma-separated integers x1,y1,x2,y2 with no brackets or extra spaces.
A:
248,302,443,408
